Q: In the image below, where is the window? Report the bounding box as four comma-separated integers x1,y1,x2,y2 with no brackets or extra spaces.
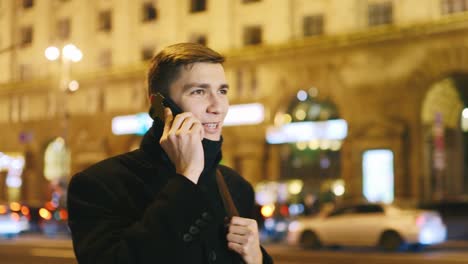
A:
142,2,157,22
242,0,261,3
190,0,206,13
303,15,324,36
141,46,154,61
328,206,357,217
243,25,262,46
22,0,34,9
368,1,393,26
20,26,33,46
18,64,32,80
441,0,468,14
56,18,71,40
190,34,207,46
98,10,112,32
98,49,112,68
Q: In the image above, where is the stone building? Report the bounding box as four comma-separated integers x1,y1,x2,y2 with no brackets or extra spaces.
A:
0,0,467,205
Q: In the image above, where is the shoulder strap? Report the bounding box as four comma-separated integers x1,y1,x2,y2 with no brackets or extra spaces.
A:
216,169,239,217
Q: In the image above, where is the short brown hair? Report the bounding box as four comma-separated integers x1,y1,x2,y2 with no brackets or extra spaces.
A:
147,43,225,97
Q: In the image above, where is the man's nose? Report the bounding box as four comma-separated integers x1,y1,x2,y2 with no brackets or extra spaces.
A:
206,93,222,114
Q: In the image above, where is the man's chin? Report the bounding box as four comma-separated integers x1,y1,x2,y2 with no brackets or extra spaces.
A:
204,134,221,141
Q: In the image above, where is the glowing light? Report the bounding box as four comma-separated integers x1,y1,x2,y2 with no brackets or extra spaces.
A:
295,109,306,120
308,140,319,150
296,142,307,150
333,184,345,196
21,206,29,216
289,204,304,215
45,46,60,61
266,119,348,144
319,140,331,150
39,208,52,220
68,80,79,92
330,140,342,151
264,218,275,229
363,149,394,204
10,202,21,212
261,204,275,218
45,201,57,211
297,90,308,101
224,103,265,126
63,44,82,62
288,180,303,195
275,222,288,232
0,205,6,214
283,114,292,124
463,108,468,119
59,209,68,220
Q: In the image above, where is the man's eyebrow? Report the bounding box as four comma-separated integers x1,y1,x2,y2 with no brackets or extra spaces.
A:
183,83,229,91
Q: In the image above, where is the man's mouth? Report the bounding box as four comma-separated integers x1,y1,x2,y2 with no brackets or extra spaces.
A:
202,122,220,129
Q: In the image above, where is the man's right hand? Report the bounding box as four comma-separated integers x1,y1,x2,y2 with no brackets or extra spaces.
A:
159,107,205,184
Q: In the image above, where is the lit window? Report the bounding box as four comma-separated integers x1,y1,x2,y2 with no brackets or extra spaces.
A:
98,10,112,32
20,26,33,46
22,0,34,9
303,15,324,36
56,18,71,40
141,46,155,61
190,34,207,46
368,1,393,26
142,2,158,22
243,25,262,46
190,0,206,13
441,0,468,14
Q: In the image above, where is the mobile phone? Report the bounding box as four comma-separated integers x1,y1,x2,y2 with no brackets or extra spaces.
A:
150,93,183,121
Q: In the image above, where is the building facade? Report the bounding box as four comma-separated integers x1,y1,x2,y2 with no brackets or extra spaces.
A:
0,0,467,205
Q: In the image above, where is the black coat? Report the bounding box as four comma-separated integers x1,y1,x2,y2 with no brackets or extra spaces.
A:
67,125,273,264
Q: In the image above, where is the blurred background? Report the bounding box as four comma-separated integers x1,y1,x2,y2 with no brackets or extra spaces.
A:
1,0,468,263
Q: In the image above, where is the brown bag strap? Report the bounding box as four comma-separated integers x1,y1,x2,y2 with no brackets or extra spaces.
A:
216,169,239,217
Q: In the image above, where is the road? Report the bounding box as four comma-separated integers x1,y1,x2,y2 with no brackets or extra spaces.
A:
0,235,467,263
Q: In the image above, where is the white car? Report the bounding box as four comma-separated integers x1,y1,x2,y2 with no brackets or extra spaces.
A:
287,203,447,251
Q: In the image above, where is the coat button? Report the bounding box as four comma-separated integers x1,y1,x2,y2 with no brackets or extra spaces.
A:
183,233,193,242
209,250,216,261
189,226,200,235
195,219,207,227
202,212,212,221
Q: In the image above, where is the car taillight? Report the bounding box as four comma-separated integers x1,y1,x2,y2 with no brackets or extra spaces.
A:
416,215,426,227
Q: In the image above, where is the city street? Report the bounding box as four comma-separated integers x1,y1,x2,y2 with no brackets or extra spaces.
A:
0,235,467,264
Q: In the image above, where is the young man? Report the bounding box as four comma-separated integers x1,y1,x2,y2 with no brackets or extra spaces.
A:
67,43,273,264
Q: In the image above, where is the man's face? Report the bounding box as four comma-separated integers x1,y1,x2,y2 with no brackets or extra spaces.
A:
169,62,229,141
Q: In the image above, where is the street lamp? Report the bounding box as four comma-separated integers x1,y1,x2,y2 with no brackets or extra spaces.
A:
43,44,83,207
44,44,82,92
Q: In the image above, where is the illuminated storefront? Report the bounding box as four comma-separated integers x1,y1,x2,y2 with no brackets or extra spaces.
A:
266,88,348,205
0,152,25,202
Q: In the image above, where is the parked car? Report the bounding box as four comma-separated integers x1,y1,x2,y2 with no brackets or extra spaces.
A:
419,199,468,240
287,202,447,251
0,202,30,238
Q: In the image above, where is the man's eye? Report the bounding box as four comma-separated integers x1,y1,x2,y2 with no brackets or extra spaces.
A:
219,89,228,95
191,89,205,95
